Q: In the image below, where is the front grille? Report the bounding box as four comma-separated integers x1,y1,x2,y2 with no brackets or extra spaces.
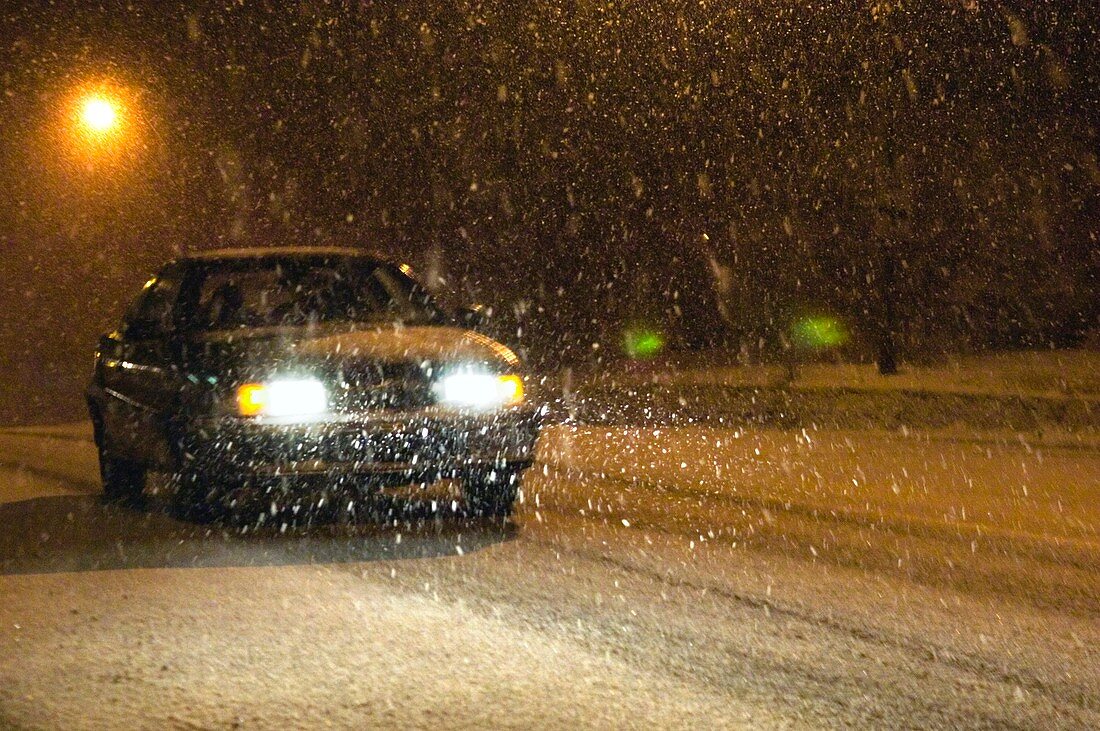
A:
206,425,463,470
329,429,462,464
334,360,435,412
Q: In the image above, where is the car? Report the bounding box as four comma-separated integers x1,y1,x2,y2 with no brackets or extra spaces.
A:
86,246,542,521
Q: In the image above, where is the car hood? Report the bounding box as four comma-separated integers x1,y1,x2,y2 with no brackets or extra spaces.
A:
296,326,519,366
183,324,519,380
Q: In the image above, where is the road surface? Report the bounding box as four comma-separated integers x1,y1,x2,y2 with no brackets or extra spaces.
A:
0,423,1097,729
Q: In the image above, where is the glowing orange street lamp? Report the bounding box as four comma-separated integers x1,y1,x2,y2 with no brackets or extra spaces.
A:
76,92,123,138
61,85,142,179
70,88,129,151
79,95,120,134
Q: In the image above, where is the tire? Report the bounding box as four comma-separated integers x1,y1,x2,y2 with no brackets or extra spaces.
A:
99,451,146,504
90,406,145,504
463,467,521,518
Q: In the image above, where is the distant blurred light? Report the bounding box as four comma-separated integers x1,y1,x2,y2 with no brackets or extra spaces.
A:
624,327,665,359
792,316,848,349
79,95,120,135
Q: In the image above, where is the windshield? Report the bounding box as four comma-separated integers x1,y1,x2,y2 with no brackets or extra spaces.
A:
178,256,443,331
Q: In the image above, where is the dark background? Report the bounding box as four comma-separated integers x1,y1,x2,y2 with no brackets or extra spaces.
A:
1,0,1097,424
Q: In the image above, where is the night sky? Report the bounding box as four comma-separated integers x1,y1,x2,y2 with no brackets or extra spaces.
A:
2,0,1097,424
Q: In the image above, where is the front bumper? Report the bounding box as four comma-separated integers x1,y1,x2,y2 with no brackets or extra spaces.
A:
176,406,542,481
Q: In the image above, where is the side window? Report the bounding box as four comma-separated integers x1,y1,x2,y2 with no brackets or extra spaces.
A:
123,266,183,338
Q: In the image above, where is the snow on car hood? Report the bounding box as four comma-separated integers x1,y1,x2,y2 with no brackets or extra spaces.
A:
184,324,520,380
294,326,519,368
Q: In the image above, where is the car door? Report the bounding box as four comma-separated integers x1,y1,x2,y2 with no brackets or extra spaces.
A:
97,265,185,467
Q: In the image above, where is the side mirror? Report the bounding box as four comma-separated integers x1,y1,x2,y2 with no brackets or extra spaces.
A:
456,304,491,331
96,332,118,356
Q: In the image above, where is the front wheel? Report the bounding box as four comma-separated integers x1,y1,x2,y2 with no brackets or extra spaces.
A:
98,448,146,504
463,467,521,518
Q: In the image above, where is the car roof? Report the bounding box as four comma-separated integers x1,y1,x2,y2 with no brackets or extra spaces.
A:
180,246,384,261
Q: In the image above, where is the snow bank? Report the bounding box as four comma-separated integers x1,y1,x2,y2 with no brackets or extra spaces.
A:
569,350,1098,432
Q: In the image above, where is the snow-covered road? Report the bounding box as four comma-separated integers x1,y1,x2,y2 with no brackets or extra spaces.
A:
0,424,1097,728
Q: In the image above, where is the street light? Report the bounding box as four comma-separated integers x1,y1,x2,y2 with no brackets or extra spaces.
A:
58,84,143,184
75,92,122,139
79,95,119,134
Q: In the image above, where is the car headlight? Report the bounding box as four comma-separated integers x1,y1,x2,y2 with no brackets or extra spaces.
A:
435,372,524,409
236,378,328,418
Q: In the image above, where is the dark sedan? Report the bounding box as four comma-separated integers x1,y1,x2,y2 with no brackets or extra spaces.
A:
86,246,542,521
